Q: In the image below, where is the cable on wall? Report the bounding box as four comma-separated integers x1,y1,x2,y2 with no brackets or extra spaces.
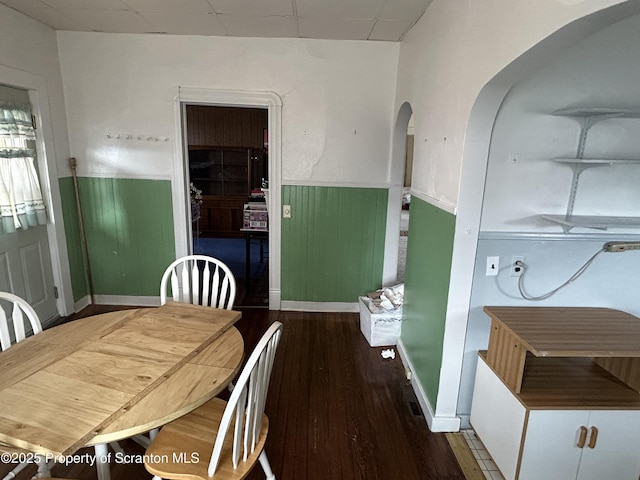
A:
515,241,640,301
516,248,605,301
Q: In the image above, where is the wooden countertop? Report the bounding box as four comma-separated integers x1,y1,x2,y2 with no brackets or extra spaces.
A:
483,306,640,357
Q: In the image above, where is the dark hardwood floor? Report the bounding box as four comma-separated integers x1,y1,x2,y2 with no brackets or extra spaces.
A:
0,306,466,480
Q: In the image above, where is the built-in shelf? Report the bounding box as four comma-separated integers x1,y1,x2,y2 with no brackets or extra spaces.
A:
539,108,640,232
540,215,640,230
553,157,640,165
553,107,640,118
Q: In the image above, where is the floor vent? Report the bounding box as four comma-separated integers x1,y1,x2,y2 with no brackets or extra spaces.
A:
401,382,423,417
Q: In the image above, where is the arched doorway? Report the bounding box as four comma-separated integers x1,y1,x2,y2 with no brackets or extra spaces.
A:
383,102,414,286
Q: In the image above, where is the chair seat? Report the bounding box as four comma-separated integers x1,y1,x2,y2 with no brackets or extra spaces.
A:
145,397,269,480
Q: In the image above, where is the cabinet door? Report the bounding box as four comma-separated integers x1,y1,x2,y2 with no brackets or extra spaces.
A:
577,410,640,480
470,355,527,480
518,410,587,480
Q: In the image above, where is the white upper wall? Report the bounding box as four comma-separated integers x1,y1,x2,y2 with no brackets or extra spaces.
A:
55,32,400,185
0,3,70,173
395,0,627,212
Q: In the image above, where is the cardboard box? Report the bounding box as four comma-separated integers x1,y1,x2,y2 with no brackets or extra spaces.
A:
358,296,402,347
243,203,268,230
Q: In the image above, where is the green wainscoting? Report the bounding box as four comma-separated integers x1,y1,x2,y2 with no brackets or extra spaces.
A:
281,185,387,302
401,197,455,410
59,177,175,301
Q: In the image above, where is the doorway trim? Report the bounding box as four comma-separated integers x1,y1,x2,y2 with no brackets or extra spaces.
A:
0,65,74,318
172,88,283,309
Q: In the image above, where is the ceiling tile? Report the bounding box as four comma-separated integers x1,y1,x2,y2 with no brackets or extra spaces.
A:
299,17,374,40
296,0,386,19
40,0,130,9
141,11,227,35
7,6,85,30
378,0,431,22
120,0,214,13
61,8,156,33
0,0,424,41
0,0,50,9
218,15,298,38
369,19,411,41
208,0,293,17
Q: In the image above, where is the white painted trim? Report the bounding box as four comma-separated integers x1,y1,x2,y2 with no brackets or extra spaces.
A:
280,300,359,313
284,179,390,189
479,231,640,241
175,87,283,108
269,288,281,310
409,188,456,215
0,64,74,317
70,172,172,181
73,295,92,313
396,338,461,433
93,295,161,306
172,87,283,310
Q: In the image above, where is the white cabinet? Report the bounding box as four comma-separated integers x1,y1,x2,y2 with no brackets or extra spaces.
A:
541,107,640,232
520,409,640,480
471,354,640,480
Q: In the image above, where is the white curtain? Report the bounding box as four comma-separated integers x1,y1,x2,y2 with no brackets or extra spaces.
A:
0,103,46,234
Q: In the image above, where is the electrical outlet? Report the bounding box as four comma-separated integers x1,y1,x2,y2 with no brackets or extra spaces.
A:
486,256,499,276
511,256,525,277
282,204,291,218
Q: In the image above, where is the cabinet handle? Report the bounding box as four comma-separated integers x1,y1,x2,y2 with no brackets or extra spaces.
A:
577,426,588,448
588,426,599,449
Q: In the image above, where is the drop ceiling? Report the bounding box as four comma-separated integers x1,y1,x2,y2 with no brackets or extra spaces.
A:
0,0,432,42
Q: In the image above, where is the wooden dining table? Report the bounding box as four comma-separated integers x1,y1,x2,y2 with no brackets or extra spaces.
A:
0,302,244,480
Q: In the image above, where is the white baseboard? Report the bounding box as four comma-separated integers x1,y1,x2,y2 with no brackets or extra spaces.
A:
73,295,92,313
73,295,161,311
396,338,461,433
94,295,161,306
269,289,281,310
280,300,359,312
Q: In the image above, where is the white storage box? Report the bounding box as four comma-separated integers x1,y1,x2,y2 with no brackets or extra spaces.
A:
358,296,402,347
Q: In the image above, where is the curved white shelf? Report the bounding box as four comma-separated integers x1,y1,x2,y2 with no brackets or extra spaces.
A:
553,158,640,165
553,107,640,118
541,215,640,231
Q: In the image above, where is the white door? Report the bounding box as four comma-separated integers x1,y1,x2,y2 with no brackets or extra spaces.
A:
0,84,58,323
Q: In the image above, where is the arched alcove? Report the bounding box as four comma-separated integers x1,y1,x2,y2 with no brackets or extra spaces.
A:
440,1,640,428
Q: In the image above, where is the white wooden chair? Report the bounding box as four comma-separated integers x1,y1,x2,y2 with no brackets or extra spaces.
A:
0,292,51,480
128,255,238,451
0,292,123,480
0,291,42,351
144,321,283,480
160,255,236,310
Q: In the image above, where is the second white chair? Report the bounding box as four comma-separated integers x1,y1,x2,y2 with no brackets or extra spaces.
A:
160,255,236,309
144,321,283,480
128,255,238,451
